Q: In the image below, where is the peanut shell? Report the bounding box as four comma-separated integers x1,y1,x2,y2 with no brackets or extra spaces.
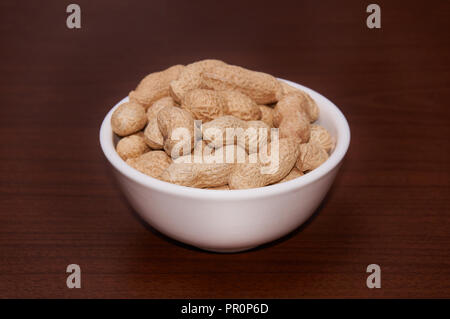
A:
116,133,149,161
296,142,329,172
259,105,274,127
129,65,185,109
169,59,227,103
181,88,226,121
111,102,147,136
126,151,172,179
228,138,300,189
221,90,261,121
202,64,283,104
157,106,195,158
310,124,335,153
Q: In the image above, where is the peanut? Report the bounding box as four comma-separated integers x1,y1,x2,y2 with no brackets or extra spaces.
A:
157,105,195,157
146,96,178,122
126,150,172,179
169,59,227,103
221,90,261,121
181,89,226,121
278,167,304,183
116,132,149,161
279,81,319,122
273,94,311,143
259,105,274,127
193,140,215,158
181,89,262,122
160,145,245,188
111,102,147,136
202,64,283,104
228,138,300,189
129,65,185,109
143,118,164,149
310,124,335,153
202,116,270,153
296,142,329,172
143,97,177,149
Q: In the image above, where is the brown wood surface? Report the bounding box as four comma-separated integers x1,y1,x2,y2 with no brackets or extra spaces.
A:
0,0,449,298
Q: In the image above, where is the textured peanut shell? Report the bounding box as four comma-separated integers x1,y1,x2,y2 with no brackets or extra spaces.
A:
259,105,274,127
202,116,246,148
160,160,233,188
193,140,215,158
202,64,283,104
169,59,227,103
277,112,310,143
278,167,304,183
279,82,319,122
129,65,185,109
147,96,177,121
143,97,175,149
143,117,164,149
111,102,147,136
273,95,311,143
202,116,270,153
157,106,195,157
310,124,335,153
160,144,245,188
245,121,271,153
126,151,172,179
296,142,329,172
221,90,262,121
181,89,226,121
116,133,149,161
228,138,300,189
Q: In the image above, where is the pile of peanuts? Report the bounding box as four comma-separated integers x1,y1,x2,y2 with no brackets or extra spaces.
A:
111,60,335,190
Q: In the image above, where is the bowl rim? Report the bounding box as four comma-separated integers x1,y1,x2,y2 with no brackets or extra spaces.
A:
99,79,351,199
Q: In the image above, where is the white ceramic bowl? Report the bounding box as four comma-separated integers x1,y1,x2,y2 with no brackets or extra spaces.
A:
100,79,350,252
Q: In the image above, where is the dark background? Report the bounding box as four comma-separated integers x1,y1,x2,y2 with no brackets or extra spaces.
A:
0,0,449,298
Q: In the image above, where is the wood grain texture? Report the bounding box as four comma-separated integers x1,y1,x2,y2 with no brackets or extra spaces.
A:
0,0,449,298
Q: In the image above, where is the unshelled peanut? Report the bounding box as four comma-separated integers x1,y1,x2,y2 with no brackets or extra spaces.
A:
221,90,261,121
181,89,226,121
259,105,274,127
129,65,184,109
202,64,283,104
144,118,164,149
157,105,195,157
279,81,319,122
202,116,270,153
228,138,300,189
143,97,177,149
169,59,227,103
116,132,149,160
126,151,172,178
296,142,329,172
146,96,178,121
111,102,148,136
160,145,245,188
273,94,311,143
278,167,304,183
309,124,334,153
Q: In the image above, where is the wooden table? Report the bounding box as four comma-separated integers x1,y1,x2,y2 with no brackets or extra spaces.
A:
0,0,449,298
